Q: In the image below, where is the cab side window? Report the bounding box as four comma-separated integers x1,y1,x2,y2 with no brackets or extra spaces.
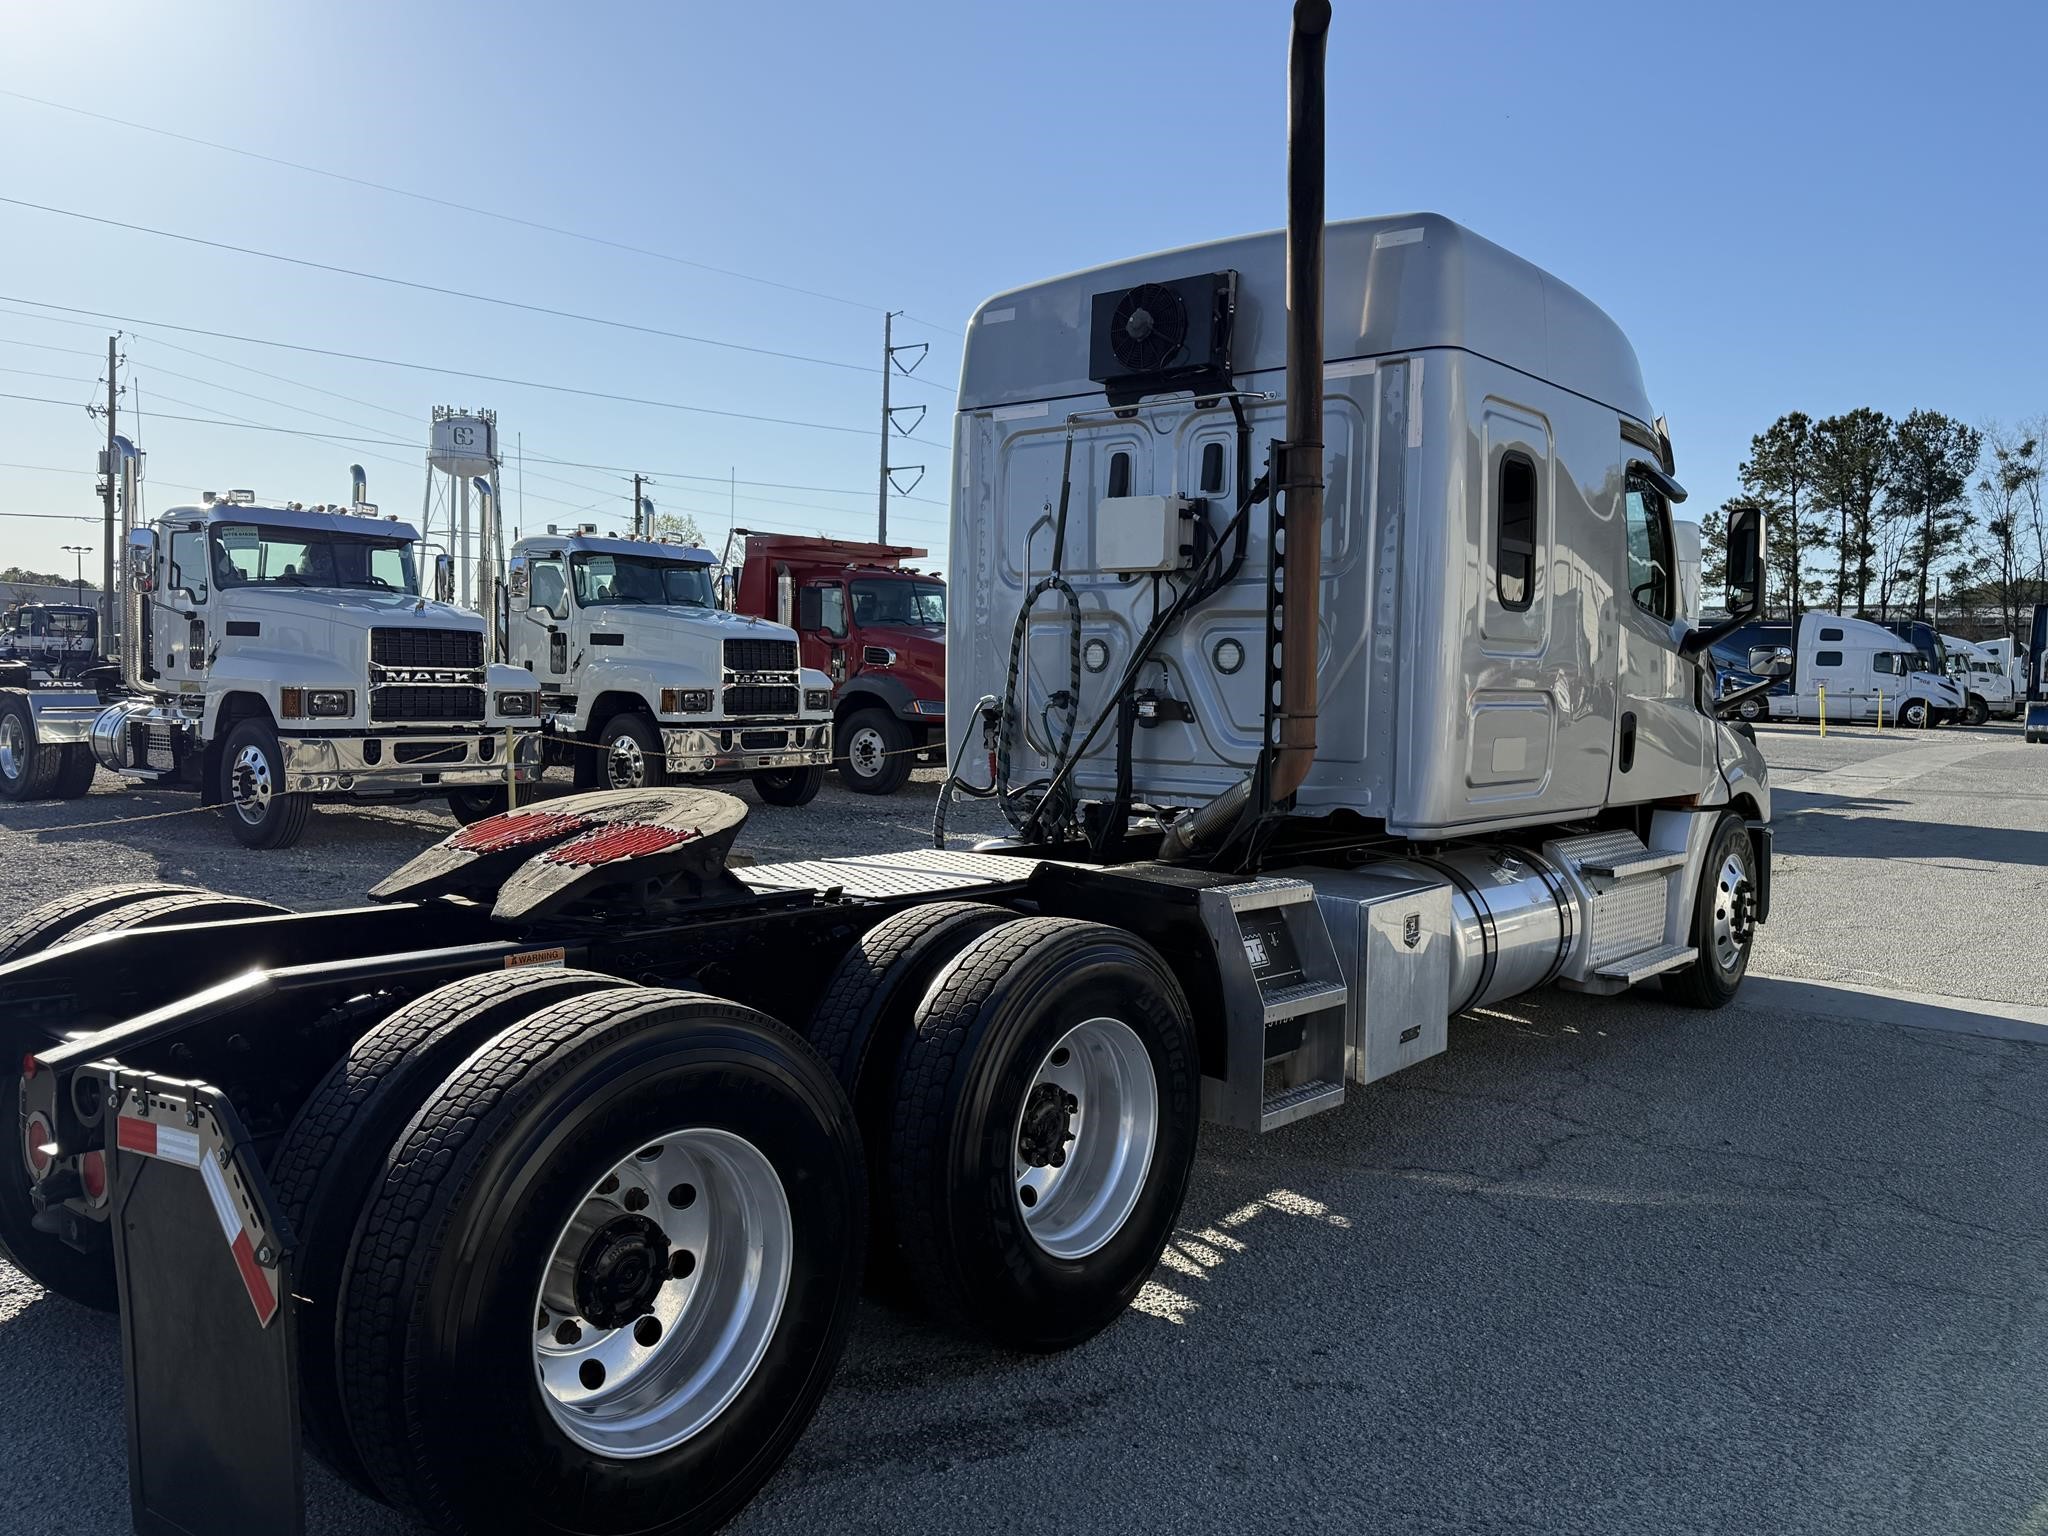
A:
528,558,568,620
1623,474,1673,621
1497,452,1536,611
817,584,848,639
168,530,209,602
1871,652,1905,677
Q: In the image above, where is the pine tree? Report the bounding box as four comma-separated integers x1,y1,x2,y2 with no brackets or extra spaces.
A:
1738,413,1826,620
1808,409,1893,614
1887,410,1981,619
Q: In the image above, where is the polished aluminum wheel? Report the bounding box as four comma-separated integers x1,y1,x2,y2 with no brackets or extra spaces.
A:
1012,1016,1157,1260
230,742,275,824
533,1128,792,1459
0,712,27,782
1710,848,1754,972
844,724,886,780
605,733,648,790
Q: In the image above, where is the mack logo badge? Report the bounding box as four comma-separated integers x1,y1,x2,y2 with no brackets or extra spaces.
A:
1403,912,1421,948
376,667,472,686
726,670,792,686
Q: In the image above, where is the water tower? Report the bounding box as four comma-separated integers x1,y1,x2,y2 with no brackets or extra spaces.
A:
421,408,502,636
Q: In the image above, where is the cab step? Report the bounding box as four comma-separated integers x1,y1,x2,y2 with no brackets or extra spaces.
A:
1593,942,1698,984
1261,1077,1345,1131
1577,848,1685,881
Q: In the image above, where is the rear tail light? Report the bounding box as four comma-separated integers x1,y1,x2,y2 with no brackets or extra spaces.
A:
79,1149,108,1204
22,1111,53,1180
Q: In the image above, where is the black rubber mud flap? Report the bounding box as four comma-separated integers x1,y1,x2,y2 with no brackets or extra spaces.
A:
368,786,751,921
104,1068,302,1536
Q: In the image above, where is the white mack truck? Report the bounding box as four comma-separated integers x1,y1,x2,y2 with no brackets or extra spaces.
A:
0,491,543,846
2,8,1780,1536
505,528,834,805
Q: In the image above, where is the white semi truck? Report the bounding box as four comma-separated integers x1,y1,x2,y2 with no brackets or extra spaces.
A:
1743,612,1964,728
505,528,834,805
0,491,543,846
2,8,1780,1535
1941,632,2022,723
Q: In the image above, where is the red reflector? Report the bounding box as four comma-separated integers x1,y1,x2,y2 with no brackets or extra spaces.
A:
80,1149,107,1202
20,1052,36,1080
542,823,693,868
450,809,592,854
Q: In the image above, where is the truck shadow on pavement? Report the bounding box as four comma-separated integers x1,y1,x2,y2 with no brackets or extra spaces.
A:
1773,789,2048,868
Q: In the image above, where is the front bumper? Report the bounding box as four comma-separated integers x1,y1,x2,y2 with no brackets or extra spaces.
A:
661,720,831,775
282,728,543,795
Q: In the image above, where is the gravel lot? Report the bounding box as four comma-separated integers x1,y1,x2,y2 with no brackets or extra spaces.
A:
4,728,2045,1536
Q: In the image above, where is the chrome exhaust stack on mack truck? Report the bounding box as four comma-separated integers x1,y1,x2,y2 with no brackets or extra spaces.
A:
4,6,1772,1535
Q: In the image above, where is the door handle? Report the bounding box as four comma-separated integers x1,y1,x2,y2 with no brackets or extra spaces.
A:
1618,711,1637,774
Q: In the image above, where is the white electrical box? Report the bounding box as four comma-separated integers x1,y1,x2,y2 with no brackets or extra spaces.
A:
1094,495,1192,574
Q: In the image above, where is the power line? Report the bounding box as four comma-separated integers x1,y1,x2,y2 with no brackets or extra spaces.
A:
0,335,103,359
0,86,963,352
0,195,954,394
0,295,946,443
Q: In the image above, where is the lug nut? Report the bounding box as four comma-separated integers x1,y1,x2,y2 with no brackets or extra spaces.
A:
1050,1150,1066,1168
555,1320,582,1346
622,1186,649,1212
1064,1093,1078,1112
596,1174,620,1196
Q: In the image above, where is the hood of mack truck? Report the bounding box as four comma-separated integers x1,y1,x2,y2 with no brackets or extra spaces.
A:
855,622,944,692
583,605,802,682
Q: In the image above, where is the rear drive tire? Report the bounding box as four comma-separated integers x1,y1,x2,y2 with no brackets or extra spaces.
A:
887,916,1199,1351
221,717,313,848
1661,813,1758,1010
0,694,60,801
807,902,1015,1290
50,745,96,799
336,987,865,1534
752,765,825,806
1,884,276,1311
1964,695,1989,726
270,967,629,1499
595,712,668,791
835,707,913,795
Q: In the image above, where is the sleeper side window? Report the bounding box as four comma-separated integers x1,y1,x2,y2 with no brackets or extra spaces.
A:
1819,627,1844,642
1497,451,1536,611
1814,650,1845,668
1623,473,1674,621
1200,441,1226,496
1107,451,1132,499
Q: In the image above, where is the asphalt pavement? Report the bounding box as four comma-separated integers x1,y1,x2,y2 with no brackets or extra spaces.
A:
2,728,2044,1536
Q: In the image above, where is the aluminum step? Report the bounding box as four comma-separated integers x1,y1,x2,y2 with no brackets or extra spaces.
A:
1261,1076,1344,1131
1577,849,1686,881
1259,978,1348,1026
1593,943,1699,983
1215,876,1317,913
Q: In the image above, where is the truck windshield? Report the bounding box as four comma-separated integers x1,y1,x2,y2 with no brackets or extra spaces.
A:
850,578,945,627
572,552,717,608
210,523,419,593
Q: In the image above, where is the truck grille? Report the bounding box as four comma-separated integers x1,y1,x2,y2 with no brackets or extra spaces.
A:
724,685,799,717
371,686,485,723
373,628,483,668
724,638,797,673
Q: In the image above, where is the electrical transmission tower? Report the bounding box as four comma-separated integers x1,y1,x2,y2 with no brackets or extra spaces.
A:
878,311,928,543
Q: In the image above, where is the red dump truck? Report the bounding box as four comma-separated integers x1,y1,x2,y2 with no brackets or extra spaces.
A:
730,534,945,793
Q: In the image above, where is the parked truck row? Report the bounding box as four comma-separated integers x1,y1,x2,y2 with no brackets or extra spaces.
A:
4,7,1782,1534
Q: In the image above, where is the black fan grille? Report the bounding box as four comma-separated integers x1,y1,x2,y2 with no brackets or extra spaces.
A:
1109,284,1188,372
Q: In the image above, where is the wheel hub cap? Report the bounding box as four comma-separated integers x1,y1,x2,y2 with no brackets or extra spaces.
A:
1011,1017,1158,1260
0,714,24,778
231,744,273,822
848,726,884,776
1712,851,1754,970
533,1128,792,1459
607,735,646,789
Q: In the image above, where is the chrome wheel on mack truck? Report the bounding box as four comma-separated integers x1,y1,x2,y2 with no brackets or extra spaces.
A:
0,471,543,846
4,7,1774,1533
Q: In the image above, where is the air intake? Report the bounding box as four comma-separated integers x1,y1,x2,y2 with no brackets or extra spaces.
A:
1088,269,1237,406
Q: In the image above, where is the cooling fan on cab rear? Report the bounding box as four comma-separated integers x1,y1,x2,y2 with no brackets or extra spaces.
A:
1108,283,1188,373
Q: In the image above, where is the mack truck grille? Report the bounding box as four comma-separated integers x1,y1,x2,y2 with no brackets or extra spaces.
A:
723,638,797,673
373,628,484,669
371,686,486,723
724,685,800,716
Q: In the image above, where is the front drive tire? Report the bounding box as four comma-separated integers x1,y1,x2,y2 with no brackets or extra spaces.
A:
1964,695,1989,726
835,707,913,795
594,712,669,791
752,765,825,806
220,717,312,848
887,916,1199,1352
1897,698,1930,729
1662,813,1759,1010
336,987,865,1535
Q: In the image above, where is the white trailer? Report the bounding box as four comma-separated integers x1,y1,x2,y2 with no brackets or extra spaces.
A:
0,492,543,845
3,8,1783,1534
505,529,834,806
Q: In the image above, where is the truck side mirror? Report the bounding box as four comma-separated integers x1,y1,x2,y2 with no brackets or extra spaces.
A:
1724,503,1763,619
507,555,529,602
433,553,454,603
126,528,158,594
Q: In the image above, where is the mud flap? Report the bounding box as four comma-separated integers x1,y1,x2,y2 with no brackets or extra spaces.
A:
103,1067,302,1536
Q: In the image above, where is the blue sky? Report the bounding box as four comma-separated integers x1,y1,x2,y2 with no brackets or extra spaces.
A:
3,0,2044,582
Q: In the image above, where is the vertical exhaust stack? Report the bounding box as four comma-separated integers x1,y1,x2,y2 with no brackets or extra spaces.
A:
349,464,367,506
1161,0,1330,860
1271,0,1330,803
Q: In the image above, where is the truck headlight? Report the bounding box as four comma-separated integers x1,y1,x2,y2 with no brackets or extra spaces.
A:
805,688,832,711
909,697,943,715
494,690,538,717
661,688,715,714
307,688,355,718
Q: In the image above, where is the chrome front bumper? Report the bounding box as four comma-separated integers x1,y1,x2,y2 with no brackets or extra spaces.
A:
661,721,831,775
282,729,543,795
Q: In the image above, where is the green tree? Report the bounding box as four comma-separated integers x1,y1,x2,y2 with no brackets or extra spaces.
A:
1808,408,1893,613
1887,409,1981,619
1739,412,1827,620
652,509,706,548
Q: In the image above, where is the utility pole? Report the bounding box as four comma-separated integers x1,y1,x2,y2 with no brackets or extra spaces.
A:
99,335,118,640
879,311,929,544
